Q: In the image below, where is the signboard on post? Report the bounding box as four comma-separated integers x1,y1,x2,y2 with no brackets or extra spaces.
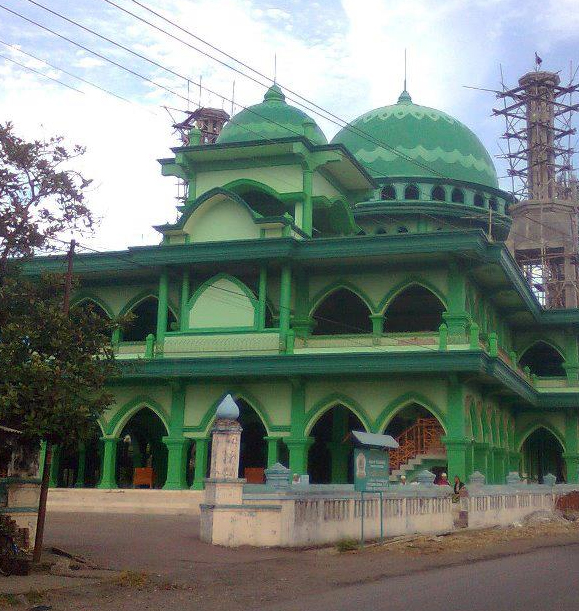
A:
354,447,390,492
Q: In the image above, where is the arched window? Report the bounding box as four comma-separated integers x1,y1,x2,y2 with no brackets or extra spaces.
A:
312,288,372,335
489,198,498,211
431,186,446,201
381,185,396,200
375,227,387,235
451,188,465,203
123,297,177,342
519,342,565,376
397,226,409,234
405,185,419,200
521,427,564,483
384,285,445,332
474,193,485,207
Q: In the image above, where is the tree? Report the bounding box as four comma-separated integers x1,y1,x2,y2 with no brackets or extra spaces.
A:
0,122,92,276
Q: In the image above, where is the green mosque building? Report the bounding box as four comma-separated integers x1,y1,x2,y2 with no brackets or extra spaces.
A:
26,83,579,492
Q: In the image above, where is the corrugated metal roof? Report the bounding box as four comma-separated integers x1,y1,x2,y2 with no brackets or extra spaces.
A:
351,430,398,449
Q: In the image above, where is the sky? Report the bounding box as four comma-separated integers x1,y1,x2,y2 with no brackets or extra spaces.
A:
1,0,578,252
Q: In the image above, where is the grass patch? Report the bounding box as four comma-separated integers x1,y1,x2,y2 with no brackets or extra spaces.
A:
24,590,45,605
0,594,19,608
113,570,150,589
336,538,359,553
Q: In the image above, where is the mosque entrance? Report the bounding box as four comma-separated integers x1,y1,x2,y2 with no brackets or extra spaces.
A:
238,399,267,482
308,405,365,484
385,403,446,481
116,408,168,488
521,427,565,483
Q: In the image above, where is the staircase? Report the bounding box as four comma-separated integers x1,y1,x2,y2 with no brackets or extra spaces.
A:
389,418,446,482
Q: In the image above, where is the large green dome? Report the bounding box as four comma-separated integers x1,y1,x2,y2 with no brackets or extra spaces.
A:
217,85,327,146
331,91,498,189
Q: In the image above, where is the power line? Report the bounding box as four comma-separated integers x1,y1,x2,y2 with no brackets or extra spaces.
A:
0,50,83,93
0,38,158,115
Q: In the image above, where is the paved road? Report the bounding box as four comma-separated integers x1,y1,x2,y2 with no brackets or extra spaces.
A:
265,544,579,611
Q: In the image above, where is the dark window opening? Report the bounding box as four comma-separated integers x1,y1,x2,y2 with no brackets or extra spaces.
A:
431,186,446,201
238,188,286,217
238,399,267,479
312,288,372,335
519,341,565,376
123,297,177,342
397,226,409,234
381,185,396,200
451,188,465,203
474,193,485,207
384,285,445,333
521,427,564,483
489,198,498,211
375,227,387,235
405,185,419,200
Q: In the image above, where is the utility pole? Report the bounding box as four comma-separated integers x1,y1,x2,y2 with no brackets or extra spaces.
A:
33,239,75,563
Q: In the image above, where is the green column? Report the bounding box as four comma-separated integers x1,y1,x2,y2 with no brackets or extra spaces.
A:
180,268,190,332
286,438,314,476
563,333,579,384
48,445,61,488
163,380,190,490
163,437,192,489
74,442,86,488
564,410,579,483
279,264,292,348
370,314,383,341
302,167,313,237
442,262,469,342
494,448,507,483
443,376,468,481
191,438,209,490
473,442,489,478
508,450,520,473
258,265,268,330
265,436,280,467
97,437,119,489
487,448,496,484
156,269,169,350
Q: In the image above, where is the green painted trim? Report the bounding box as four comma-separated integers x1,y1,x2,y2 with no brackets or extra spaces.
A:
516,419,567,453
70,291,115,319
374,391,449,434
517,338,567,363
378,277,447,314
117,289,178,321
303,392,372,436
106,394,171,437
221,178,296,204
309,279,377,316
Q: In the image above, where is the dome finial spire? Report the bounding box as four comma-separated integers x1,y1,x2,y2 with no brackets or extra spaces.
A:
404,48,407,92
397,49,412,104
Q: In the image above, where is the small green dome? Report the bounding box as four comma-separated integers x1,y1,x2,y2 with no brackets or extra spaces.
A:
217,84,327,146
331,91,498,189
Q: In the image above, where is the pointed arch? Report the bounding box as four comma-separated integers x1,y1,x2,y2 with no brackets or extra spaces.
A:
107,396,170,438
222,179,289,217
303,393,371,436
516,420,566,453
519,340,566,377
310,284,374,336
71,292,114,319
119,293,178,341
378,278,447,314
187,273,258,331
374,392,448,434
310,281,376,316
404,184,420,200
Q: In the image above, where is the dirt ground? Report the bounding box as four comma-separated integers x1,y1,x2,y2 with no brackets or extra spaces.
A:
3,514,578,611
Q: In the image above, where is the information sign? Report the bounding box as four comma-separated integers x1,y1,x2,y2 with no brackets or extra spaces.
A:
353,447,390,492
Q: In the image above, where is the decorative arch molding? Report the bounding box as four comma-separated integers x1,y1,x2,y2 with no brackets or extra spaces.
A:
378,278,447,314
196,388,273,437
221,178,292,203
94,418,106,436
187,273,258,330
516,420,567,453
107,396,171,438
374,392,448,435
303,393,372,436
71,292,115,319
309,280,377,317
517,338,567,363
118,290,178,321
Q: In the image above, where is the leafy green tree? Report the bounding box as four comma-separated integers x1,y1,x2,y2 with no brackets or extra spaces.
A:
0,122,92,276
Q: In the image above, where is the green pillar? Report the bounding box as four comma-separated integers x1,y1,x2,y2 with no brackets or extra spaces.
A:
112,327,121,348
163,380,190,490
487,448,496,483
156,269,169,350
163,437,192,489
286,438,314,476
48,445,61,488
473,442,489,478
443,376,468,481
302,167,313,237
370,314,383,340
97,437,119,489
508,450,520,473
180,269,190,332
191,438,209,490
564,410,579,483
494,448,507,483
258,265,268,330
74,442,87,488
265,436,280,467
442,262,469,342
279,264,292,348
563,333,579,384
